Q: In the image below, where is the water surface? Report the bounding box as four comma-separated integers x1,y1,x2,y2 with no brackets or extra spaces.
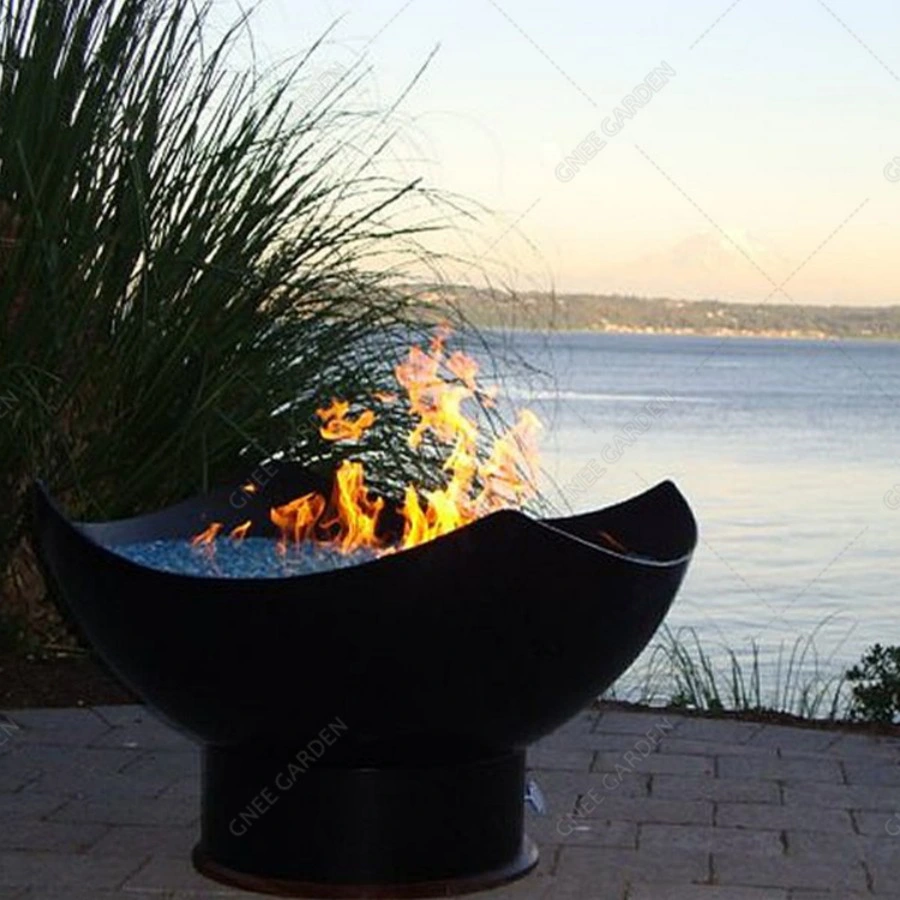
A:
481,331,900,700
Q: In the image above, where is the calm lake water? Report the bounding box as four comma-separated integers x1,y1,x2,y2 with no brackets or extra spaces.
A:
481,331,900,700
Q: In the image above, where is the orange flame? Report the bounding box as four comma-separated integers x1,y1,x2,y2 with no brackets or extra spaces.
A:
191,522,223,547
229,520,252,541
270,493,327,546
321,460,385,554
193,329,542,557
317,399,376,442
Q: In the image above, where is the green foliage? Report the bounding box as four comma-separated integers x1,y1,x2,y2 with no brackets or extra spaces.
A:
846,644,900,725
623,624,852,720
0,0,458,602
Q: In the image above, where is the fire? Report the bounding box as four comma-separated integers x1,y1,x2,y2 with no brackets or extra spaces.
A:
229,520,252,541
270,493,327,547
194,330,541,557
191,522,223,547
321,460,385,553
316,399,376,442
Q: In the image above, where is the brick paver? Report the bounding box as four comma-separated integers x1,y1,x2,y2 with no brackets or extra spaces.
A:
1,704,898,898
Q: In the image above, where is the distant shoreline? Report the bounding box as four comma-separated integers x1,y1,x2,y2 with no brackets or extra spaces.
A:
417,287,900,343
477,324,900,343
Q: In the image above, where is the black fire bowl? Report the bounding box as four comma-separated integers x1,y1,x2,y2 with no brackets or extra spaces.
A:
32,464,697,898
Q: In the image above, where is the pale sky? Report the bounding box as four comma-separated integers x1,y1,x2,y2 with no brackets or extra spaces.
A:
218,0,900,306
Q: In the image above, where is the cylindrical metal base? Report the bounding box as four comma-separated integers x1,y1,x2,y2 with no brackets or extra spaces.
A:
193,744,538,898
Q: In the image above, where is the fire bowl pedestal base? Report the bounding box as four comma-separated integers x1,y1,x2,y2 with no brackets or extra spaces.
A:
194,744,539,898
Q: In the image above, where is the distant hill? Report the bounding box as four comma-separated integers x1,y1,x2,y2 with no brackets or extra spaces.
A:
415,286,900,341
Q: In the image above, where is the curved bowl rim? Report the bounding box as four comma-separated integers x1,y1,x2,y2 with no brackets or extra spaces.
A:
32,476,697,589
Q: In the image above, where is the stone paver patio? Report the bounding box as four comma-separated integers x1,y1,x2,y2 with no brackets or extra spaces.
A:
2,704,899,899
